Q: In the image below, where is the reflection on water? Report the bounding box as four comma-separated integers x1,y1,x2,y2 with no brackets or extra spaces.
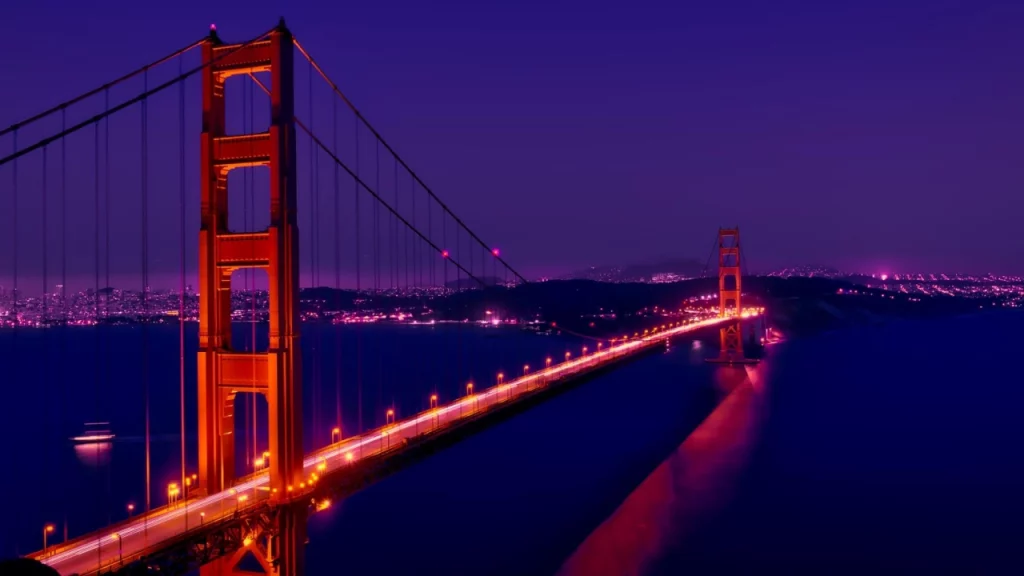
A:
558,362,768,576
74,442,112,467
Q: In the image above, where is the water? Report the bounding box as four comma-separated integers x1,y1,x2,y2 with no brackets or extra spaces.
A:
0,322,584,559
3,312,1022,574
562,311,1024,575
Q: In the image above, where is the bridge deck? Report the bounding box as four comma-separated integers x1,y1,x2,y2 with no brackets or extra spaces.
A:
34,317,730,575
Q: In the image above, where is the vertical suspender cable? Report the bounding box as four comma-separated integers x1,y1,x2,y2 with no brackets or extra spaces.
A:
93,120,104,525
333,96,342,438
179,55,188,494
41,145,49,528
375,141,382,412
355,120,362,434
104,88,112,516
10,129,18,536
142,68,151,525
307,59,317,439
59,107,68,542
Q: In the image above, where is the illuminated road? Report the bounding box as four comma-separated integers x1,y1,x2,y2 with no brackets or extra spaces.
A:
35,316,735,575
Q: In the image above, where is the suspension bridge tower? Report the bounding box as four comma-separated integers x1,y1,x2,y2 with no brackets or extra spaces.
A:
708,227,757,364
197,19,305,576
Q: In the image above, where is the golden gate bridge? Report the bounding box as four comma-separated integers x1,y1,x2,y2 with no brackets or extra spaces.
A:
0,20,758,576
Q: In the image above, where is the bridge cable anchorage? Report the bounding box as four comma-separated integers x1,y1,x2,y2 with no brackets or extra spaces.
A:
292,39,528,285
0,26,277,168
294,117,490,287
0,37,206,138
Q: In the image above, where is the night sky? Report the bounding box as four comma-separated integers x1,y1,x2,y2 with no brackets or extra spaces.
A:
1,0,1022,288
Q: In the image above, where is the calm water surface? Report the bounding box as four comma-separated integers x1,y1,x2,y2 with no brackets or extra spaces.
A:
3,312,1021,574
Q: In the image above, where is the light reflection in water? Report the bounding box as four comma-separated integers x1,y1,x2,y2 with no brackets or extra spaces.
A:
558,362,768,576
74,442,112,467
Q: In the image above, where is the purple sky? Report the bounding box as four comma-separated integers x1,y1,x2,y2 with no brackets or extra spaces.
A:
2,0,1023,290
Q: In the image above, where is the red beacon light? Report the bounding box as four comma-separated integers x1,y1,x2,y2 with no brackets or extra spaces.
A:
492,248,500,257
441,250,450,258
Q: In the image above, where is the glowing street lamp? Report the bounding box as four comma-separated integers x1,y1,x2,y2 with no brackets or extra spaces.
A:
583,346,588,356
254,457,266,471
111,533,123,565
466,382,474,396
523,364,529,376
386,409,395,425
236,493,248,513
545,357,552,368
43,524,55,553
200,512,205,526
430,394,438,409
126,503,135,518
167,483,180,506
565,351,571,363
331,427,341,444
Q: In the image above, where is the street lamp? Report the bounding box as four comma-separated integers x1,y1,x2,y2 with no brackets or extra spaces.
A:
565,351,571,363
167,483,180,506
126,503,135,518
43,524,54,554
111,533,123,565
430,394,438,409
254,457,265,471
331,427,340,444
466,382,474,396
386,408,395,425
236,493,248,513
582,346,588,356
545,357,552,369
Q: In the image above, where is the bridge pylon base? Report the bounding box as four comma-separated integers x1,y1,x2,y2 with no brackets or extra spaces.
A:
705,320,759,365
200,503,307,576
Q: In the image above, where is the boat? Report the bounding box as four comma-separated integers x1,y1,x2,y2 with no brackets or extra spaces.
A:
70,422,115,444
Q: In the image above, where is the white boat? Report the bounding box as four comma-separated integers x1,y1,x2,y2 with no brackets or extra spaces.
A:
70,422,115,444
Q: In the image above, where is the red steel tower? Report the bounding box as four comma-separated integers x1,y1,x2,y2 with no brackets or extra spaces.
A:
709,227,755,364
197,21,306,576
197,23,303,502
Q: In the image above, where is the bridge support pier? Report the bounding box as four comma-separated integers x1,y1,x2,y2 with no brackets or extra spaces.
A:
201,502,307,576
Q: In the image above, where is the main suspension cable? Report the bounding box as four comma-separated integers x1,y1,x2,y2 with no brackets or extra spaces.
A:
293,39,527,284
295,119,488,287
0,26,277,168
0,38,206,138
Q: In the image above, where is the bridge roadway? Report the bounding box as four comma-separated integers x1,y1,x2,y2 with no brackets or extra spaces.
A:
35,316,731,575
